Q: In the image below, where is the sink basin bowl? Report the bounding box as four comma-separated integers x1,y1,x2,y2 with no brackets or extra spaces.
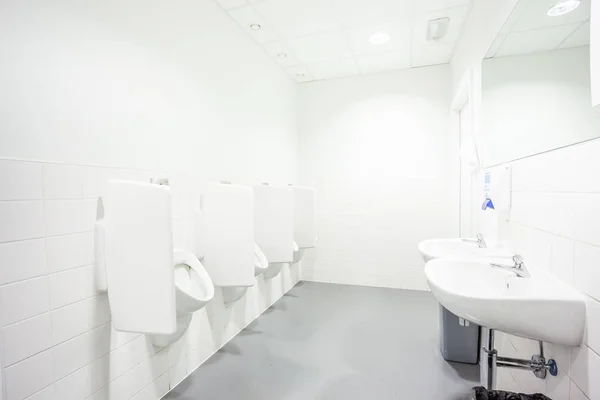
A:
418,238,513,263
425,258,585,346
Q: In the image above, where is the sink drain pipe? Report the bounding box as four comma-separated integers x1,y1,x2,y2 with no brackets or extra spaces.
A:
483,329,558,389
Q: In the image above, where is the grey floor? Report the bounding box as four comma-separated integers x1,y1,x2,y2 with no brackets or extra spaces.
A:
165,282,480,400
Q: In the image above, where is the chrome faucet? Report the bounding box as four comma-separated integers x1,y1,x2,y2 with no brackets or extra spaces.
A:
461,233,487,248
490,255,530,278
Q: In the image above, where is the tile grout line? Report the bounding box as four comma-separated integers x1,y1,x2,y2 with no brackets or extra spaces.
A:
0,259,94,287
130,371,170,400
509,220,600,250
82,338,163,400
2,314,138,371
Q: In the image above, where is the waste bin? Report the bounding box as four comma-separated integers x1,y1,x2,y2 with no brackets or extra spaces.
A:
439,305,480,364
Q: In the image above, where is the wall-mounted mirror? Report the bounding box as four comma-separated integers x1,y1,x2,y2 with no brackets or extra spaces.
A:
481,0,600,167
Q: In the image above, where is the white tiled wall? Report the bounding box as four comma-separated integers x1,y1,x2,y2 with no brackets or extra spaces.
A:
0,159,301,400
475,138,600,399
298,66,459,290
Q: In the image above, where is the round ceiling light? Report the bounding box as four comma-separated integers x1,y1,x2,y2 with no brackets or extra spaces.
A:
249,23,262,31
369,31,391,45
547,0,581,16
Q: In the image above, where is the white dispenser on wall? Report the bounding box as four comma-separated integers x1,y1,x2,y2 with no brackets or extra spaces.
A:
95,180,214,347
480,166,512,247
482,166,511,212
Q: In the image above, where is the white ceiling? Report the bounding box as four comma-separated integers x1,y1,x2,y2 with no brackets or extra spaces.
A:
486,0,591,58
215,0,472,83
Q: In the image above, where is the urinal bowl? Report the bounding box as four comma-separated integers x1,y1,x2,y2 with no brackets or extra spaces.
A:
289,240,306,264
150,313,193,348
254,243,269,276
292,249,304,264
151,249,214,347
173,249,215,314
263,262,285,279
221,287,249,305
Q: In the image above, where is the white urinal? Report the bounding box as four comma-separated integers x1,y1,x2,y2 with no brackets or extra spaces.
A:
291,241,305,264
150,251,214,347
254,185,294,279
254,244,269,275
263,262,286,279
95,180,215,348
195,182,255,306
173,249,214,313
291,186,316,264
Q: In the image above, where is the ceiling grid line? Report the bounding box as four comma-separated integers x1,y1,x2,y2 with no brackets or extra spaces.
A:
216,0,473,83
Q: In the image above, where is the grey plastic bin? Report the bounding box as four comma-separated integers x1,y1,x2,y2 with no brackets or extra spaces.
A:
439,305,480,364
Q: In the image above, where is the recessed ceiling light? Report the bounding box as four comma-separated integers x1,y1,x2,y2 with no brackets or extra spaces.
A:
249,23,261,31
547,0,581,16
369,32,391,45
277,52,288,59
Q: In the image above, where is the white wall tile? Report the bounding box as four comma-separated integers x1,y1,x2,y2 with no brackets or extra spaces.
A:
52,324,112,381
550,235,575,286
167,338,186,367
573,193,600,248
42,164,84,199
168,358,187,389
2,313,53,366
48,265,96,309
584,296,600,355
4,350,54,400
43,199,96,237
96,350,169,400
129,372,169,400
496,368,518,392
45,232,93,273
0,277,49,326
0,239,46,285
0,161,43,201
81,167,122,199
50,295,110,345
54,363,94,400
528,229,553,270
98,335,156,384
23,385,56,400
0,202,44,243
545,369,570,400
570,345,600,400
573,242,600,302
570,380,590,400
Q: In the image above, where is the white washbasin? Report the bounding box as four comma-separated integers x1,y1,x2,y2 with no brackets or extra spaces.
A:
418,238,513,262
425,258,585,346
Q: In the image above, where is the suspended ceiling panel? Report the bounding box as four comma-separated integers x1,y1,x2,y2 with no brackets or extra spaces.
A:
215,0,471,83
486,0,591,58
